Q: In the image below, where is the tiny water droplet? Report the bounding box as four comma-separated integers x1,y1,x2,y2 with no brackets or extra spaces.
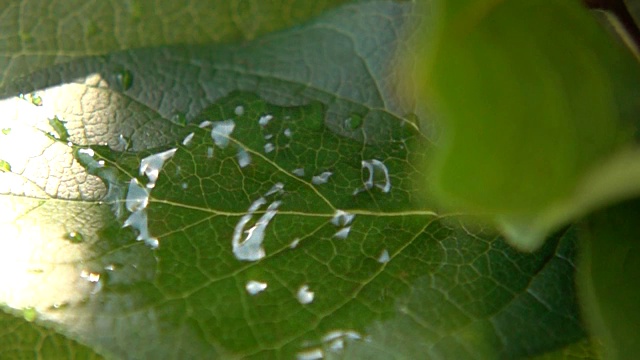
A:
292,168,305,177
258,114,273,127
117,69,133,90
199,120,212,128
284,128,292,137
344,113,363,130
264,143,275,153
265,182,284,197
237,147,251,168
234,105,245,116
333,226,351,239
264,134,273,140
312,171,332,185
64,231,84,243
23,307,37,322
211,120,236,148
377,249,390,263
296,284,315,304
245,280,268,295
290,238,301,249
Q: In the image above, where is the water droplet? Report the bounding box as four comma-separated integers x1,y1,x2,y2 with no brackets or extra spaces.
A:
264,143,275,153
48,116,69,141
355,159,391,194
64,231,84,243
181,182,188,189
246,280,268,295
344,113,363,130
139,148,177,188
0,160,11,172
23,307,37,322
199,120,212,128
182,132,195,146
104,264,117,271
284,128,292,137
333,226,351,239
234,105,245,116
258,114,273,127
296,284,314,304
312,171,332,185
123,209,158,248
80,270,101,283
377,249,390,263
290,238,301,249
265,182,284,197
211,120,235,148
232,198,280,261
116,69,133,90
296,348,323,360
207,147,214,158
237,147,251,168
292,168,305,177
125,179,149,212
331,210,355,227
264,134,273,140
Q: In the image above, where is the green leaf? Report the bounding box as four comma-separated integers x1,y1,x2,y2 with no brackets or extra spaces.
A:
579,199,640,360
530,339,601,360
0,0,348,88
0,1,588,358
416,0,640,250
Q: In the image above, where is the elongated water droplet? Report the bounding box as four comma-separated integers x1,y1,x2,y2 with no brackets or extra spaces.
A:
296,285,315,304
292,168,305,177
125,179,149,212
331,210,355,227
182,132,195,146
333,226,351,239
237,147,251,168
264,143,275,153
357,159,391,194
207,147,214,158
290,238,301,249
211,120,235,148
258,114,273,127
139,148,177,188
297,348,323,360
312,171,332,185
265,182,284,197
232,198,280,261
64,231,84,243
246,280,268,295
117,69,133,90
199,120,212,128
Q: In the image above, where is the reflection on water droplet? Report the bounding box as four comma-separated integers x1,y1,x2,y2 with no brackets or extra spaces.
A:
182,132,195,146
355,159,391,194
23,307,37,322
264,143,275,153
139,148,177,188
246,280,268,295
207,147,214,158
235,105,245,116
126,179,149,212
211,120,235,148
64,231,84,243
117,69,133,90
292,168,305,177
377,249,390,263
237,147,251,168
232,198,280,261
258,114,273,127
284,128,292,137
344,113,363,130
296,348,323,360
265,182,284,197
290,238,301,248
331,210,355,227
296,284,314,304
333,226,351,239
199,120,212,128
312,171,332,185
80,270,101,283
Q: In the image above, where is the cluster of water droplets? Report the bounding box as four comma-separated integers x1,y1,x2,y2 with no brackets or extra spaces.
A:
331,210,355,240
297,329,365,359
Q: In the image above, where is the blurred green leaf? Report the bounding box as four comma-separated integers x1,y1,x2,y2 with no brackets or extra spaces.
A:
417,0,640,250
579,199,640,360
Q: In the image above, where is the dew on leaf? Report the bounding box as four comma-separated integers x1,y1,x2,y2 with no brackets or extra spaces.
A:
258,114,273,127
116,69,133,90
182,132,195,146
48,116,69,141
296,284,315,304
139,148,177,188
237,147,251,168
331,210,355,227
125,179,149,212
23,307,37,322
0,160,11,172
377,249,390,263
296,348,323,360
284,128,292,137
245,280,268,295
234,105,245,116
207,147,214,158
264,143,275,153
211,120,236,148
265,182,284,197
312,171,332,185
333,226,351,239
64,231,84,243
344,113,363,130
292,168,305,177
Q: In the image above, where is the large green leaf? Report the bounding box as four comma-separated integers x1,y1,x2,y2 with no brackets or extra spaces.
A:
416,0,640,251
0,1,590,358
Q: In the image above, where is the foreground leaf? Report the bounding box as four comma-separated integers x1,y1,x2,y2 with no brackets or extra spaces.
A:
417,0,640,250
